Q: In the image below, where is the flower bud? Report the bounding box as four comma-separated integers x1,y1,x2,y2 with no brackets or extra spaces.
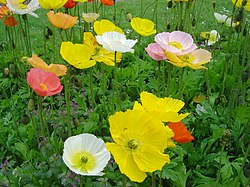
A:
8,63,16,75
242,0,247,6
126,13,132,22
167,0,173,8
234,8,244,22
28,99,35,111
73,118,80,126
4,68,10,77
212,1,216,9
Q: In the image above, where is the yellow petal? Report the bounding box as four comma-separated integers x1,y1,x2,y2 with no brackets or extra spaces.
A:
133,144,170,172
106,143,147,182
60,41,96,69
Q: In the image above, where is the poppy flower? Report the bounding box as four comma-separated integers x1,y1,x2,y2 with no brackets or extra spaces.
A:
27,54,67,76
232,0,250,11
38,0,68,10
83,32,122,66
96,31,137,53
131,17,156,36
165,49,212,70
63,133,111,176
94,19,123,35
82,12,99,23
106,109,174,182
200,30,220,46
168,122,194,144
133,91,189,123
155,31,197,56
214,12,239,28
6,0,40,18
60,41,96,69
100,0,114,6
0,0,6,4
47,11,78,30
64,0,78,8
0,6,17,26
145,43,166,61
27,68,63,97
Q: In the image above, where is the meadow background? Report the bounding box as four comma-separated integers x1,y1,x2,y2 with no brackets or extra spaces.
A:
0,0,250,186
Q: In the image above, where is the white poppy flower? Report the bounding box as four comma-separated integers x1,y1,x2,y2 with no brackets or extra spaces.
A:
6,0,40,18
207,30,220,46
214,13,239,28
96,31,137,53
62,133,111,176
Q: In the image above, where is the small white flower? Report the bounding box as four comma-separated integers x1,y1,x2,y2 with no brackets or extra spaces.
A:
214,13,239,28
82,12,99,23
62,133,111,176
96,31,137,53
195,104,207,115
207,30,220,46
6,0,40,18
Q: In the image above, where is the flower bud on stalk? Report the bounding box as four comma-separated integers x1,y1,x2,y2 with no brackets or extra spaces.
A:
28,99,35,111
126,13,132,22
4,68,9,77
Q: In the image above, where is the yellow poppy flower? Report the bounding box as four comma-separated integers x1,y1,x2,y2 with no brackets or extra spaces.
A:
137,91,190,122
27,54,67,76
165,49,212,70
94,19,123,35
38,0,68,10
83,32,122,66
47,11,78,30
131,17,156,36
0,0,6,4
106,109,173,182
60,41,96,69
232,0,250,11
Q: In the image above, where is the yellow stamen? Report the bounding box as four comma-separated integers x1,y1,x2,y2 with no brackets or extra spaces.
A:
71,151,96,172
40,83,48,91
179,54,196,64
168,41,183,49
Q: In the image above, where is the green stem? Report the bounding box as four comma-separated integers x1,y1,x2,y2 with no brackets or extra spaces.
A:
64,74,72,137
38,96,48,138
235,138,250,185
152,171,156,187
166,63,172,96
215,144,225,187
157,61,161,97
89,68,95,108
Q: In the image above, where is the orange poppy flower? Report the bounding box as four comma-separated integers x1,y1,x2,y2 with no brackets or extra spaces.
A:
168,122,194,144
0,6,17,26
64,0,78,8
47,11,78,30
27,54,67,76
100,0,114,6
27,68,63,97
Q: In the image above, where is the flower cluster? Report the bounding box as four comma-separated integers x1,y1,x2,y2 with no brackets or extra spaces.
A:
146,31,212,69
106,91,194,182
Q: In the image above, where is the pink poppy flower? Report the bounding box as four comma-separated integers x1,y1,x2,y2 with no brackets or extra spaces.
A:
27,68,63,96
155,31,197,56
145,43,166,61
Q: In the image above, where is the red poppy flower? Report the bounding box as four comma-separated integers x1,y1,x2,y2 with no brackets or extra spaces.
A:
100,0,114,6
27,68,63,97
64,0,78,9
88,0,94,2
168,122,194,144
0,6,17,27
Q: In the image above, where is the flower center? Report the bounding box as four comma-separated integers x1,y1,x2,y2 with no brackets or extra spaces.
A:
128,139,139,150
40,83,48,91
71,151,96,173
168,41,183,50
179,54,196,64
